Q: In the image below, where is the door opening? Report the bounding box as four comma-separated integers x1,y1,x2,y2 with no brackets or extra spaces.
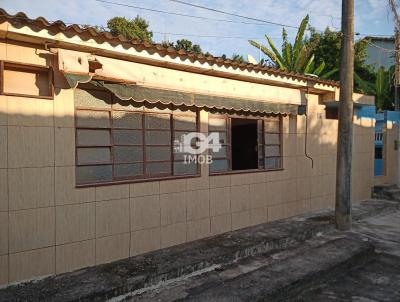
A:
231,118,258,170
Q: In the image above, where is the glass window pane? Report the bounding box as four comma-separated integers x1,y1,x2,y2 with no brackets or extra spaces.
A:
209,146,227,158
113,130,142,145
77,129,110,146
265,157,281,169
173,131,200,155
145,113,170,129
77,148,110,164
209,132,227,145
264,120,280,133
173,115,197,131
146,162,171,175
114,163,143,177
265,145,280,157
265,133,280,145
173,152,193,161
76,110,110,128
174,162,198,175
146,131,171,145
210,159,229,173
114,146,142,163
74,89,111,108
76,165,112,184
209,117,226,131
112,111,142,129
146,146,171,161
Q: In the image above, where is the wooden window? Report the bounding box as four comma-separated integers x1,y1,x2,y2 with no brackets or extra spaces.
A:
173,111,199,175
74,85,199,185
264,116,282,170
209,113,282,174
209,114,230,173
0,61,53,99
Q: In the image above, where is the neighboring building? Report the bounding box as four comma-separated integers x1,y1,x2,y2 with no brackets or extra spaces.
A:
373,111,400,182
364,36,395,71
375,112,385,176
0,9,375,286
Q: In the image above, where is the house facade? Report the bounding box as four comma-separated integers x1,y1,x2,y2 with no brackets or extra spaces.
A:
364,36,395,71
373,110,400,184
0,10,375,286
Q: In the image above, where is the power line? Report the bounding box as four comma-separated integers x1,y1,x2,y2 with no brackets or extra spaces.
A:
94,0,394,39
153,31,283,40
365,40,397,53
166,1,396,39
94,0,286,27
2,14,296,40
8,12,394,43
166,0,300,29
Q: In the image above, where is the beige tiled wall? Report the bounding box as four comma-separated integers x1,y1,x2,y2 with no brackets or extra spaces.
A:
0,41,375,286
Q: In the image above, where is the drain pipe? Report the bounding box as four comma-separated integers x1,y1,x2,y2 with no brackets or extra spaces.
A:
304,88,314,168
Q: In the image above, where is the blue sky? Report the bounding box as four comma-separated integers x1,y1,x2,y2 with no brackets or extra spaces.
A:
1,0,395,59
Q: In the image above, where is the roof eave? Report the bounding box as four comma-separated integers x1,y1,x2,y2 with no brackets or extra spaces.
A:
0,18,338,94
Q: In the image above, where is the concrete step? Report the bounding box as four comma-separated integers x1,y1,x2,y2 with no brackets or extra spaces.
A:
294,252,400,301
125,233,374,301
373,184,400,200
384,189,400,201
0,214,336,302
0,199,398,302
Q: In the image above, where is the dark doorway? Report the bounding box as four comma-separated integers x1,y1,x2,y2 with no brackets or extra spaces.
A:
231,118,258,170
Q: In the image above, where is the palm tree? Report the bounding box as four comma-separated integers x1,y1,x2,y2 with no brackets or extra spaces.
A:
249,15,335,78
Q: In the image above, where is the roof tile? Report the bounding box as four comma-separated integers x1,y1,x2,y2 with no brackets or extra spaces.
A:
0,8,339,86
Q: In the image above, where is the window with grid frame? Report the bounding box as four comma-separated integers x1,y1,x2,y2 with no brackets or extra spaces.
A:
208,113,282,174
74,85,199,185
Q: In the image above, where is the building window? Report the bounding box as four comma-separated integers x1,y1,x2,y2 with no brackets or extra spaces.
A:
209,113,282,174
0,61,53,99
75,85,199,185
231,118,258,170
325,107,338,119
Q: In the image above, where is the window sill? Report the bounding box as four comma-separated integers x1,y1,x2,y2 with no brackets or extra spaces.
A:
75,174,201,188
209,168,284,176
1,92,54,100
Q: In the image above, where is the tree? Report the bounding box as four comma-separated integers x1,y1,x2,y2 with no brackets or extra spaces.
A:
231,54,245,63
375,66,395,110
107,16,153,42
305,27,376,93
105,16,207,55
221,53,245,63
174,39,202,54
82,24,106,32
248,15,327,76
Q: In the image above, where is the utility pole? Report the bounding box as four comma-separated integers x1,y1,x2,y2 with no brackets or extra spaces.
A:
388,1,400,186
395,30,399,111
335,0,354,231
388,1,400,110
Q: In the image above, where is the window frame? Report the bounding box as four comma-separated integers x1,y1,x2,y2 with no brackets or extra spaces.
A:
208,112,283,176
0,60,54,99
74,87,200,187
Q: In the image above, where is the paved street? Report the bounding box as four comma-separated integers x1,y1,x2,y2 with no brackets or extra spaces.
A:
124,206,400,302
1,200,398,302
293,210,400,301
